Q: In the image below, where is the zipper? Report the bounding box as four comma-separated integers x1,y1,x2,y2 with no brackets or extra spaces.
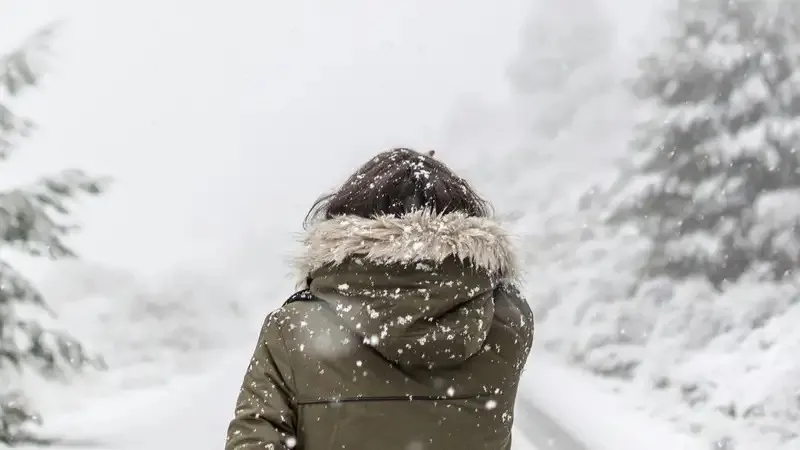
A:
297,393,493,405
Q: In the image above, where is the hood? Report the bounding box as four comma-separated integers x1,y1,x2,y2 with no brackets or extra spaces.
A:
295,210,520,369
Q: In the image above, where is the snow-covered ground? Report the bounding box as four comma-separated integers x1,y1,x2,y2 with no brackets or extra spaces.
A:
18,345,707,450
14,344,713,450
519,353,705,450
21,347,551,450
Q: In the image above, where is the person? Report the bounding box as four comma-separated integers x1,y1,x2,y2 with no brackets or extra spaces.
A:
225,148,534,450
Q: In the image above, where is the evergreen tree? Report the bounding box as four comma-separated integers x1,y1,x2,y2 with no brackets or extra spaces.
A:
0,24,109,445
610,0,800,288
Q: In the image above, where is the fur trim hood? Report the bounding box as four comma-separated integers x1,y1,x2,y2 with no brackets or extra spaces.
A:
294,210,520,284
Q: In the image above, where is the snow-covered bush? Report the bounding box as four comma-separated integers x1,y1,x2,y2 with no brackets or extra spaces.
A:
481,0,800,448
600,0,800,446
39,262,248,379
4,259,255,421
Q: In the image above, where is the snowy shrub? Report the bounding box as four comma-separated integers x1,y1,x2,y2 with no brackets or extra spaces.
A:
627,277,800,443
568,0,800,447
491,0,800,448
8,261,254,420
41,262,248,379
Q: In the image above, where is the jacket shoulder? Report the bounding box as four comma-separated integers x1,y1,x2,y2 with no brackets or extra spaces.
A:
283,288,317,306
493,283,534,348
263,290,328,336
495,284,533,321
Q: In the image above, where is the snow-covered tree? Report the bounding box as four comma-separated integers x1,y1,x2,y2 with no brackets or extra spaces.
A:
506,0,615,137
0,24,109,445
610,0,800,288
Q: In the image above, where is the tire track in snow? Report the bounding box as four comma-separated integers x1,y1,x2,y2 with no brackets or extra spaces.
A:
515,394,589,450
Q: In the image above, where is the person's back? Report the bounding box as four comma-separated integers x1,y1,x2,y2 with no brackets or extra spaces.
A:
226,149,534,450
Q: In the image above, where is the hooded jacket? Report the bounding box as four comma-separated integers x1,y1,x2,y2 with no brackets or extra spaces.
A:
225,211,534,450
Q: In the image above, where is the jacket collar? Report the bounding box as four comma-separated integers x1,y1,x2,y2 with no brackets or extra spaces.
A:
294,210,520,285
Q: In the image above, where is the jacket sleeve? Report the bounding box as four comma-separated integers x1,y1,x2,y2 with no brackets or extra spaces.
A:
495,283,535,374
226,312,297,450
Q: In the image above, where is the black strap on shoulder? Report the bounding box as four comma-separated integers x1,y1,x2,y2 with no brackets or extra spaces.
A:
283,288,317,306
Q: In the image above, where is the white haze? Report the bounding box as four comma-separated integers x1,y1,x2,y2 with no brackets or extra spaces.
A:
0,0,541,281
0,0,666,279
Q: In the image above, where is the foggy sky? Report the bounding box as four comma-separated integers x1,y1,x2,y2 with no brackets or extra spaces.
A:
0,0,661,279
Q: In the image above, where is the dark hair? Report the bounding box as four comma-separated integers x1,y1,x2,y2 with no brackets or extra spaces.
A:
304,148,491,228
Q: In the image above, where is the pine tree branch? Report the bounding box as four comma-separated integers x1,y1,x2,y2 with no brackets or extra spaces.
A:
0,391,41,445
0,105,35,159
0,22,59,97
0,21,60,161
0,258,105,376
0,169,111,259
0,259,51,313
15,319,107,378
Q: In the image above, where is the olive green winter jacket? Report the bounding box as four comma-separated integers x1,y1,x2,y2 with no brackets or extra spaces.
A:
225,211,534,450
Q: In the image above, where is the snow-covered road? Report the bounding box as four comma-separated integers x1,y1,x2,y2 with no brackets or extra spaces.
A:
25,350,589,450
18,348,712,450
515,396,587,450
